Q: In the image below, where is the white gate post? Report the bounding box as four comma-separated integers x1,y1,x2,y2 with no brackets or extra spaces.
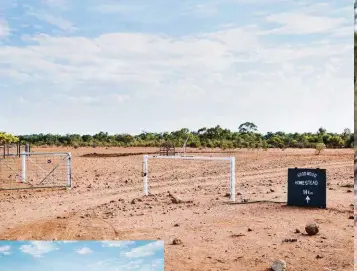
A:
143,155,149,196
230,157,235,202
21,151,26,183
67,153,72,187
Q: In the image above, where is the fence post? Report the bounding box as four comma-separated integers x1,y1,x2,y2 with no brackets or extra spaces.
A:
67,153,72,187
230,157,235,202
143,155,149,196
21,151,26,183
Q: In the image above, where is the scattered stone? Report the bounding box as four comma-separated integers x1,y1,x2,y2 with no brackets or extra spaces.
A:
174,223,179,227
305,223,319,236
247,228,253,232
168,191,192,204
172,238,183,245
341,184,353,188
283,238,297,243
270,189,275,192
271,259,287,271
171,196,183,204
231,233,245,238
225,193,230,197
237,192,242,196
295,229,301,234
347,190,352,193
316,255,323,259
348,216,354,220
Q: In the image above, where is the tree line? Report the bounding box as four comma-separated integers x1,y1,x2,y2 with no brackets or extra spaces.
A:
6,123,354,150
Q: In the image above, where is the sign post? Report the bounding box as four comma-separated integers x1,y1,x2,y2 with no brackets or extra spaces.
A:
287,168,326,209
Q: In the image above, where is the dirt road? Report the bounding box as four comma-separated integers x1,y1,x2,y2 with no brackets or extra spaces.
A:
0,148,353,270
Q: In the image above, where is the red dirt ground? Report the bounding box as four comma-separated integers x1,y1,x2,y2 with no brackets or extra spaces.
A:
0,147,353,271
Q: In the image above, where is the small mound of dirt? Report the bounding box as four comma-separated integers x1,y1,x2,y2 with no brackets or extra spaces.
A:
172,238,183,245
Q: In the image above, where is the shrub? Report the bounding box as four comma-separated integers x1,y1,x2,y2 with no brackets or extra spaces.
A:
315,143,326,155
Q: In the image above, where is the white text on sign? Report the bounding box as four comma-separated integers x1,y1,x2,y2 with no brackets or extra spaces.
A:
297,171,318,178
303,190,314,195
294,180,319,185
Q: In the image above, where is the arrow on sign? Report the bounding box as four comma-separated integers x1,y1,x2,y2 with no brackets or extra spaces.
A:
305,196,310,203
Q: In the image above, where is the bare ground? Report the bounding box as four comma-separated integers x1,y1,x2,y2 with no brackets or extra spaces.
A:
0,147,354,271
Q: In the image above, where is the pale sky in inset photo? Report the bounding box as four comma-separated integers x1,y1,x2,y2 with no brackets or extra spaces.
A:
0,241,164,271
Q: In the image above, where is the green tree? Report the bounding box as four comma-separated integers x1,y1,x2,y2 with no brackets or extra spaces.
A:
238,122,258,133
0,132,19,145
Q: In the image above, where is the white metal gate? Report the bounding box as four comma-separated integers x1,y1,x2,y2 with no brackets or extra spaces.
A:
0,152,71,190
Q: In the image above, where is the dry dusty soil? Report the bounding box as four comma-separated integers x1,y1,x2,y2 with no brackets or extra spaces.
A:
0,147,354,271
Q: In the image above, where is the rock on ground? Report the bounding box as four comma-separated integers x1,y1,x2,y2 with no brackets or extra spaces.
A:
305,223,319,236
271,259,287,271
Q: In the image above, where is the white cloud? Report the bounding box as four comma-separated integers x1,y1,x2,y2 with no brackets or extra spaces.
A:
122,241,163,259
331,25,353,37
0,19,10,38
0,245,11,256
101,241,135,248
0,25,349,98
76,247,93,255
265,12,346,34
0,25,259,89
20,241,58,258
29,11,76,32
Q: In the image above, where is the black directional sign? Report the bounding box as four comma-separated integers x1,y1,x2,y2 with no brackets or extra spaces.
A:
287,168,326,209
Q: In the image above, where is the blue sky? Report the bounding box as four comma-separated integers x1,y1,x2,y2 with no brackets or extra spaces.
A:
0,0,353,135
0,240,164,271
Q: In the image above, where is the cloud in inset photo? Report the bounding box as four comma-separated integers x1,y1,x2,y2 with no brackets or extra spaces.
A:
0,245,11,256
75,247,93,255
20,241,59,258
0,241,164,271
101,241,135,248
122,241,164,259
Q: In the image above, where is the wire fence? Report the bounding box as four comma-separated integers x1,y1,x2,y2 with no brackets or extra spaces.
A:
0,152,71,190
143,155,235,201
